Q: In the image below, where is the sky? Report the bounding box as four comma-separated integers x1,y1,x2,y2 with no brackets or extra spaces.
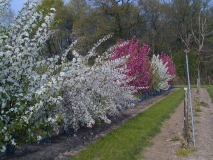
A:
11,0,25,14
10,0,69,14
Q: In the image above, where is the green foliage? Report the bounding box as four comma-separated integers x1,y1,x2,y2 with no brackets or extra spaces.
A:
173,50,198,83
69,0,144,55
30,0,213,82
37,0,64,27
29,0,213,82
35,0,74,58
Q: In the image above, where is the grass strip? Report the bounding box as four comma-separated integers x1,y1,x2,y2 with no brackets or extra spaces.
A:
70,89,184,160
205,85,213,102
174,85,197,88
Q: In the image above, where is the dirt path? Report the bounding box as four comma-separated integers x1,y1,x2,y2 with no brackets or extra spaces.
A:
142,88,213,160
7,89,176,160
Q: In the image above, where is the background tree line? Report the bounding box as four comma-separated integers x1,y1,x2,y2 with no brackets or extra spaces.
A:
8,0,213,84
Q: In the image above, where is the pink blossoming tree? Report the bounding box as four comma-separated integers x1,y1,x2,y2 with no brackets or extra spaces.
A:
110,36,154,95
159,52,176,85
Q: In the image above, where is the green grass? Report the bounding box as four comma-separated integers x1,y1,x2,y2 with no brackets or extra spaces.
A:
171,135,181,141
195,120,201,123
194,113,200,117
205,85,213,103
199,101,209,108
176,147,197,156
70,89,184,160
195,107,202,112
201,85,212,89
174,85,198,88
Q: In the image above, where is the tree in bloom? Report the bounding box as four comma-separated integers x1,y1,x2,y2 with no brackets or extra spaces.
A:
151,54,175,91
0,0,137,154
0,0,175,155
159,52,176,85
0,0,65,153
110,36,153,94
58,34,137,130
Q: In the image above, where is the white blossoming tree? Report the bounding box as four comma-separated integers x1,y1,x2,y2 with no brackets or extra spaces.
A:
59,38,137,130
0,0,137,154
0,0,176,156
151,54,174,91
0,0,63,153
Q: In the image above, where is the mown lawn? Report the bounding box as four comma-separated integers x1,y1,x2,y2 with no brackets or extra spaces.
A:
203,85,213,102
70,89,184,160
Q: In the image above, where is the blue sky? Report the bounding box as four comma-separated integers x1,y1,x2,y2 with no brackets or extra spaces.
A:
11,0,25,13
10,0,69,14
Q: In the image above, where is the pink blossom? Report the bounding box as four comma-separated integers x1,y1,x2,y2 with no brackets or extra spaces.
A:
159,52,176,84
110,36,154,94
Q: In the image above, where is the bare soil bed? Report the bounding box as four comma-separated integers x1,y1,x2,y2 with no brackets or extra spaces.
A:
6,89,176,160
142,88,213,160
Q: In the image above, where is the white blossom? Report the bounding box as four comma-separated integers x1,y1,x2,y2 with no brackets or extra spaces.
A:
11,138,16,145
0,146,6,153
151,54,174,91
37,136,42,141
0,0,169,152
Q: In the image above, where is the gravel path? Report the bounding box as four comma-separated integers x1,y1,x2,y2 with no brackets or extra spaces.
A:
142,88,213,160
